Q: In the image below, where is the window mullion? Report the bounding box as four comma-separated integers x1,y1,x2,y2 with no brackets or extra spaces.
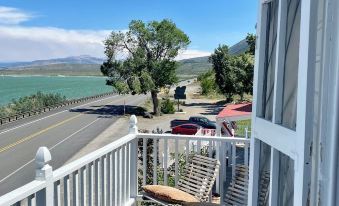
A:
254,3,269,119
272,0,287,124
294,0,313,205
269,148,280,206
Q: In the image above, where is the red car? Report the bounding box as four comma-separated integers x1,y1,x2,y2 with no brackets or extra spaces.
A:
171,123,200,135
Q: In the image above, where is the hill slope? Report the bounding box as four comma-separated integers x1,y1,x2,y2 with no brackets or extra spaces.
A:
0,55,104,69
176,40,249,77
0,39,249,77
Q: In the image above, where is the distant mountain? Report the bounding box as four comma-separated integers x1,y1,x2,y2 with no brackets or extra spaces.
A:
0,55,104,69
229,39,249,55
0,39,249,77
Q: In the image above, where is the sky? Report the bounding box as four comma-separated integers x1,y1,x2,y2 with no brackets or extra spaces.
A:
0,0,257,62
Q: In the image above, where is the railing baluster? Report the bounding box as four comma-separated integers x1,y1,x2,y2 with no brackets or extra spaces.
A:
175,138,179,186
142,138,147,186
72,171,79,206
63,175,71,206
220,142,227,205
121,146,126,203
232,143,236,179
117,148,121,206
54,181,61,206
208,140,213,203
106,153,111,206
28,194,35,206
164,139,168,186
197,140,201,154
153,138,157,185
185,139,189,163
245,127,249,167
100,156,106,206
208,140,213,158
112,151,116,206
126,143,130,202
245,141,249,166
80,167,86,206
88,163,94,206
109,152,113,206
94,159,100,206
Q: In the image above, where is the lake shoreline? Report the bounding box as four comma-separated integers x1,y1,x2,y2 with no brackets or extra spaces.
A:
0,76,113,106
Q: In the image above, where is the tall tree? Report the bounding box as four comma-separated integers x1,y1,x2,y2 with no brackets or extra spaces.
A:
246,33,256,55
232,53,254,100
209,45,254,102
101,19,190,115
209,45,235,101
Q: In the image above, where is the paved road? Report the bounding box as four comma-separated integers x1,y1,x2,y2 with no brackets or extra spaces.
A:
0,94,146,195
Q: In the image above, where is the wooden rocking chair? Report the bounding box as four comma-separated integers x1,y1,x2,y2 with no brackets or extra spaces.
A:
224,165,270,206
142,154,220,205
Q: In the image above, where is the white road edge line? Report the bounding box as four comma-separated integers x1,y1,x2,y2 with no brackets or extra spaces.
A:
0,118,100,183
0,95,118,135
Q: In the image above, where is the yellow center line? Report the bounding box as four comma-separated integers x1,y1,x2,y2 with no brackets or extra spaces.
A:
0,113,83,154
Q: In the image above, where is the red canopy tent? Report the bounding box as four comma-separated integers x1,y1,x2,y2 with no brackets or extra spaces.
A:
217,103,252,122
216,103,252,136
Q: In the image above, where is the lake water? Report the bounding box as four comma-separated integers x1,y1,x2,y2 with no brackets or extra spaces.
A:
0,76,113,106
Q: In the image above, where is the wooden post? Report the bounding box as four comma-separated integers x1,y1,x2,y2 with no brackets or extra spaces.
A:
177,99,180,112
129,115,138,199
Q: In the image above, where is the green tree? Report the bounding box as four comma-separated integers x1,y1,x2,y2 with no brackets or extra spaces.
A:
232,53,254,100
101,19,190,115
246,33,256,55
197,70,218,95
209,45,254,102
209,45,235,101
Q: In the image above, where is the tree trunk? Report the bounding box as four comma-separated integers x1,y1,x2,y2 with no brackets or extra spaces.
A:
151,90,160,116
226,93,233,103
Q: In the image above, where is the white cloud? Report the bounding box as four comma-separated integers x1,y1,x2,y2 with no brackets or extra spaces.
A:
0,6,210,62
0,6,33,25
175,49,211,60
0,26,111,62
0,25,211,62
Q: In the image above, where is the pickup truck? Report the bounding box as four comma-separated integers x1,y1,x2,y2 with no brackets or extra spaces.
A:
170,116,216,129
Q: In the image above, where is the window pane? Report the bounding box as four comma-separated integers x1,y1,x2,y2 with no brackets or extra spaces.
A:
260,0,279,121
258,141,271,206
281,0,301,130
278,152,294,206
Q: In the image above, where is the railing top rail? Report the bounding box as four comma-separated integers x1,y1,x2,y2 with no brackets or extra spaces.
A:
53,133,136,180
137,133,250,143
0,180,45,205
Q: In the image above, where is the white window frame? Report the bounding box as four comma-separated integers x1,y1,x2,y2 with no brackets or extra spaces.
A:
249,0,313,205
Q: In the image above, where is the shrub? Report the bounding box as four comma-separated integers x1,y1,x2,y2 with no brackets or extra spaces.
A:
0,92,66,119
198,70,219,95
160,98,175,114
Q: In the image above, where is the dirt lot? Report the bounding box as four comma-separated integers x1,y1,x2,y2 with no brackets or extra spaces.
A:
138,81,225,132
67,81,226,162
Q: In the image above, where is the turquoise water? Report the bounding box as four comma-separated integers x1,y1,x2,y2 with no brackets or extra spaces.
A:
0,76,113,106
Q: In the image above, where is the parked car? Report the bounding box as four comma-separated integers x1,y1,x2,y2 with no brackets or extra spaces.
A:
171,123,201,135
170,116,216,129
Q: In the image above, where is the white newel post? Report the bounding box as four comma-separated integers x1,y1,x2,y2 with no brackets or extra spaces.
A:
35,147,54,206
129,115,138,200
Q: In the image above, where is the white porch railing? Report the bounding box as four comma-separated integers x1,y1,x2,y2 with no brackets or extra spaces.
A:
0,115,250,206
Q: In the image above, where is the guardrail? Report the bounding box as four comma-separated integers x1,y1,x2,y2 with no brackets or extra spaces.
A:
0,92,116,126
0,115,250,206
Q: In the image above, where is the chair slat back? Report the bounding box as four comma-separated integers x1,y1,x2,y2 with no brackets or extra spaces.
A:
177,155,220,201
224,165,270,206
